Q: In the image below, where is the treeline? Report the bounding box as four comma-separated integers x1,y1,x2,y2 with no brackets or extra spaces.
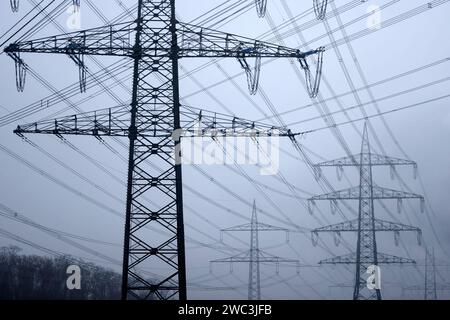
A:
0,246,121,300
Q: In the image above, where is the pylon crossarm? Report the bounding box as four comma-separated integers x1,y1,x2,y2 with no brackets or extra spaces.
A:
319,253,356,265
310,185,425,200
313,218,421,233
319,252,416,265
4,21,136,57
310,186,360,200
211,251,251,263
4,23,325,68
177,23,324,59
14,105,131,137
13,105,293,138
313,219,359,233
371,186,424,200
377,253,416,264
314,153,417,168
222,222,289,232
314,154,360,168
179,106,291,137
369,154,417,167
4,20,324,60
211,250,298,264
258,250,299,264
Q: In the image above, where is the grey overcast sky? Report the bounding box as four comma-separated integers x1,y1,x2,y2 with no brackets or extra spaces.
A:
0,0,449,299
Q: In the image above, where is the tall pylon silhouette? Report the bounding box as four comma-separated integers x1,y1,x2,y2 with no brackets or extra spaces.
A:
424,247,438,300
6,0,324,299
309,122,423,300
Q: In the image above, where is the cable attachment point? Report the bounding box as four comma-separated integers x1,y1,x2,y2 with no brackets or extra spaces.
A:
10,0,19,12
237,42,262,95
67,40,87,93
313,0,328,20
255,0,268,18
8,52,27,92
298,47,324,98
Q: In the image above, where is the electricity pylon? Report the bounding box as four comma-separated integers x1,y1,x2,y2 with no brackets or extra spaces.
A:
211,201,298,300
308,122,423,300
4,0,324,300
404,248,450,300
424,247,437,300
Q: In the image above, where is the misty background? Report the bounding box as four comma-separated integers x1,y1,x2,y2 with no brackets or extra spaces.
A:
0,0,449,299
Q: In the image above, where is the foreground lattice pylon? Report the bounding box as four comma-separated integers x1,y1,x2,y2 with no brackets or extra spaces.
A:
309,123,423,300
424,247,438,300
5,0,324,300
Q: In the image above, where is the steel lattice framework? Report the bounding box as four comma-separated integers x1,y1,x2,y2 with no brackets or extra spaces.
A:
5,0,324,300
424,247,438,300
403,248,450,299
309,123,423,300
211,201,297,300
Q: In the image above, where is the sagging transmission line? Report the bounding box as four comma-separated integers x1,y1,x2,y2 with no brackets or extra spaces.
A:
237,46,261,95
10,52,26,92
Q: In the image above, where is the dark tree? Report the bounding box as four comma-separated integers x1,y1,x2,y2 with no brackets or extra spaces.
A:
0,246,121,300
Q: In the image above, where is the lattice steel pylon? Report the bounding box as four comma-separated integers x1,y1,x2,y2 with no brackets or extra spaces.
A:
424,247,438,300
211,200,297,300
211,201,300,300
4,0,324,300
403,248,450,299
309,122,423,300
